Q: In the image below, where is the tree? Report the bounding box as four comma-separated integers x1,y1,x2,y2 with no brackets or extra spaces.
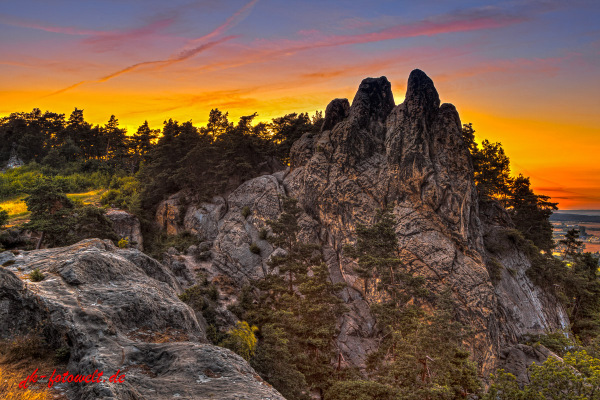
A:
344,209,480,399
201,108,232,139
344,208,425,300
270,112,314,164
220,321,258,361
507,174,558,252
233,197,346,399
24,180,75,249
102,115,128,165
130,121,159,170
566,253,600,342
560,228,583,261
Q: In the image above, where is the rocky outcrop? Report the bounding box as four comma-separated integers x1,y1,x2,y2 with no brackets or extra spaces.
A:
106,209,143,250
153,70,568,379
0,240,284,400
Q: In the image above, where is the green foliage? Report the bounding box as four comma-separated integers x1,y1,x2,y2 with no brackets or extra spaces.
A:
565,252,600,343
522,331,580,357
463,124,557,253
324,380,397,400
507,174,557,252
488,351,600,399
259,228,268,240
560,228,584,260
118,238,129,248
470,137,513,202
232,196,346,399
482,370,525,400
29,268,45,282
54,346,71,363
72,205,117,242
242,206,251,218
0,208,7,228
178,281,224,344
24,179,75,248
344,209,480,399
487,257,504,284
344,207,427,301
249,242,261,254
100,175,141,214
220,321,258,361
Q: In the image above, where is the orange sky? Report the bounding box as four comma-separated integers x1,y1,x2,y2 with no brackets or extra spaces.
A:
1,0,599,209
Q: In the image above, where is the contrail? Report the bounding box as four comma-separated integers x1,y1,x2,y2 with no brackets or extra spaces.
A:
45,0,259,97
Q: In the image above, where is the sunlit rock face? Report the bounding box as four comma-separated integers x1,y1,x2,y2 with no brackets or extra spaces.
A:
157,70,569,378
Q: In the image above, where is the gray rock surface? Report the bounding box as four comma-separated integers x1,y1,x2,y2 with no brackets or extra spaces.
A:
106,209,144,250
0,239,284,400
153,70,568,380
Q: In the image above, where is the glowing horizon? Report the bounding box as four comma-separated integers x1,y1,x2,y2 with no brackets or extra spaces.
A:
1,0,599,209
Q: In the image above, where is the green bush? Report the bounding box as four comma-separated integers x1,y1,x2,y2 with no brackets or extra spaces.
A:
0,208,8,228
54,346,71,363
249,243,261,255
118,238,129,248
487,258,504,284
29,269,45,282
259,228,268,240
241,206,251,218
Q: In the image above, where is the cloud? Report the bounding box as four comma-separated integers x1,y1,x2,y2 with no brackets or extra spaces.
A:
0,14,175,44
256,5,528,55
45,0,259,97
44,36,236,98
81,17,176,51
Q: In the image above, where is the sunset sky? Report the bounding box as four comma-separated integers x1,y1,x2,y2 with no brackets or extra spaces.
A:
1,0,599,209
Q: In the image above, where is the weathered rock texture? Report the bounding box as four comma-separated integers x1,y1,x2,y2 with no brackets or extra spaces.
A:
154,70,568,379
0,239,284,400
106,209,144,250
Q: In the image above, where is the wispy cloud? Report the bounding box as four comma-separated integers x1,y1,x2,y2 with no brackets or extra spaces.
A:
0,14,175,44
254,5,528,55
45,0,259,97
45,36,236,97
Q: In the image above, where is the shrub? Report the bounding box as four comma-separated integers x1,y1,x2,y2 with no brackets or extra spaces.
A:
29,269,45,282
249,243,261,255
0,334,46,362
118,237,129,248
179,285,205,311
259,228,268,240
241,206,251,218
0,208,8,228
220,321,258,361
487,258,504,284
54,346,71,363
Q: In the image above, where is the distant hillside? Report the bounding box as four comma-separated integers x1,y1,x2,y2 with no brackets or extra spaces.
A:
550,211,600,222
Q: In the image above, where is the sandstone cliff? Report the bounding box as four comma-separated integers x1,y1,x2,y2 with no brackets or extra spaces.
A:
0,240,284,400
156,70,568,378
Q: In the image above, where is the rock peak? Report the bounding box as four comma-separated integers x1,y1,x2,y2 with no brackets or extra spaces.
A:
405,69,440,113
349,76,395,131
321,98,350,132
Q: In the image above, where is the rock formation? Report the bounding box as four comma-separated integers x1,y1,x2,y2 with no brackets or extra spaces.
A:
106,209,144,250
0,240,284,400
156,69,568,378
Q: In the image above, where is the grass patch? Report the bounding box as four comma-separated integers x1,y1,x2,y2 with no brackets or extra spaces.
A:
0,196,28,224
0,366,50,400
66,189,105,206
